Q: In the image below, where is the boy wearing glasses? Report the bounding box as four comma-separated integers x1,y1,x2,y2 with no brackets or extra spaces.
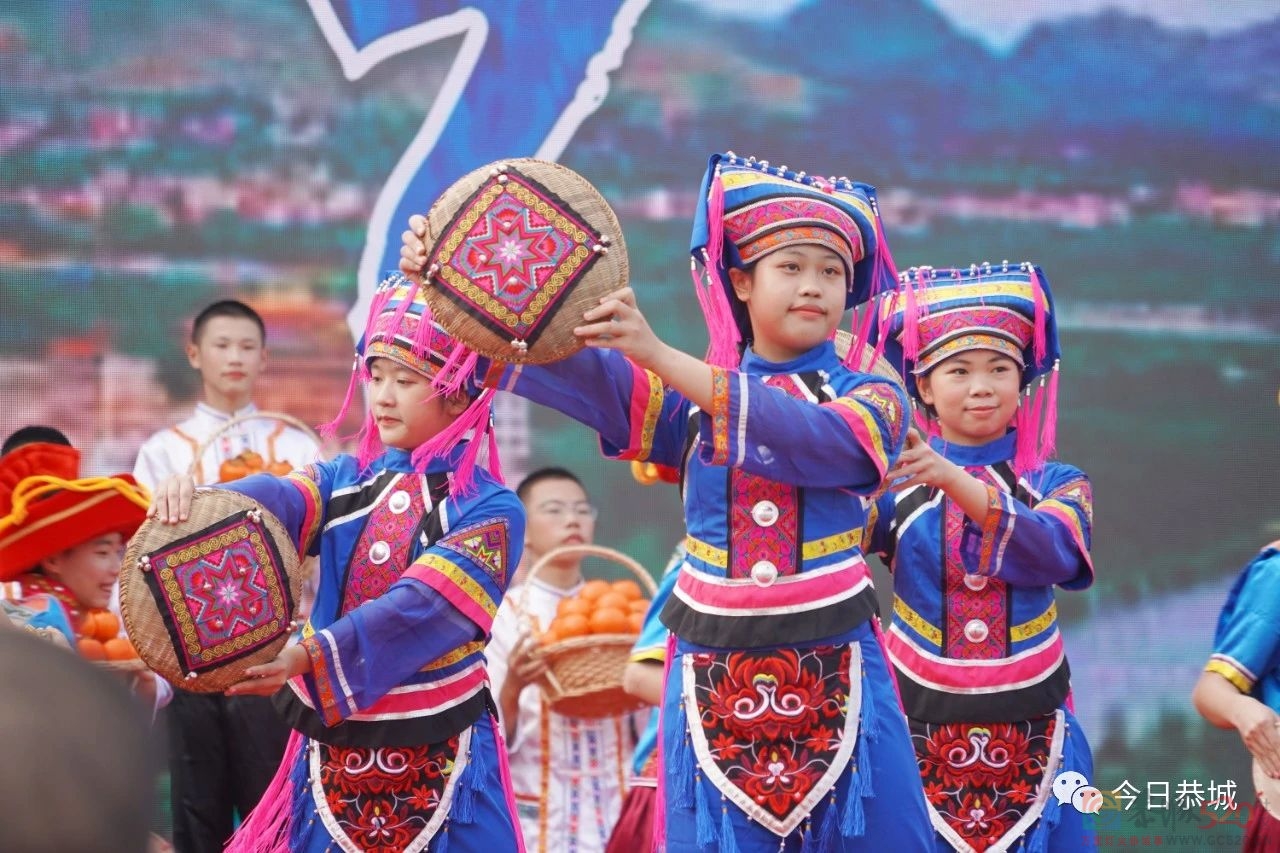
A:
486,467,639,853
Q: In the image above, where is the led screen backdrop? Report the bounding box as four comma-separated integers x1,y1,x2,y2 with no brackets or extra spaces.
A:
1,1,1277,841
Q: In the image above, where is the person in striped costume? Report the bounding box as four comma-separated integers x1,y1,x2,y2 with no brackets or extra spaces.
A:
150,276,527,853
401,151,935,851
867,263,1095,852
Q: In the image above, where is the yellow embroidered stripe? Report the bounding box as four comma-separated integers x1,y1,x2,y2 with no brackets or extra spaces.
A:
894,596,942,646
1038,498,1087,547
636,370,664,462
286,471,324,554
423,640,484,672
416,553,498,621
1205,658,1254,694
828,397,888,471
1010,602,1057,642
684,529,862,568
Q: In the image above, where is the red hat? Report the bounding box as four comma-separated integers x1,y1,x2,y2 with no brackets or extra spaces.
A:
0,442,150,581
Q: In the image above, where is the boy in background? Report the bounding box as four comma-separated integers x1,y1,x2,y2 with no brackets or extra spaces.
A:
133,299,319,853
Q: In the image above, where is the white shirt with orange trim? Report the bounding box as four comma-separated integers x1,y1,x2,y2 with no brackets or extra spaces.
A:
132,402,319,490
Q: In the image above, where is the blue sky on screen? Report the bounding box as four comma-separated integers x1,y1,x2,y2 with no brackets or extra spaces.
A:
686,0,1279,48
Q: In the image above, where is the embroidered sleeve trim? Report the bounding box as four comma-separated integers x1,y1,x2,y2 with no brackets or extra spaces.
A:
975,482,1010,577
708,367,731,466
285,470,324,555
823,397,889,477
301,633,344,727
405,553,499,633
1037,476,1094,571
1206,655,1254,693
623,364,666,462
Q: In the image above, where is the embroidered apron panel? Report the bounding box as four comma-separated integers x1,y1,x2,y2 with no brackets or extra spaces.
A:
682,643,862,837
911,710,1064,853
311,728,470,853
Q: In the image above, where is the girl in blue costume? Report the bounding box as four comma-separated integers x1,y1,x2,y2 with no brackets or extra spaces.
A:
403,153,934,851
868,264,1095,852
151,276,527,853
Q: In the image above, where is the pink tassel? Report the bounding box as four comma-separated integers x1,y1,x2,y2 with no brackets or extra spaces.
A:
386,278,421,349
693,170,743,368
224,730,304,853
706,170,725,270
485,418,505,485
870,203,900,299
1038,362,1060,466
355,411,384,471
1029,265,1048,367
411,390,496,495
690,260,741,369
409,297,439,363
1013,389,1038,475
900,270,922,365
319,357,361,441
435,345,480,398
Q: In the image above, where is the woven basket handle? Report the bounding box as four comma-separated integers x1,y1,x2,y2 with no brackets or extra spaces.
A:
508,543,657,628
188,411,321,477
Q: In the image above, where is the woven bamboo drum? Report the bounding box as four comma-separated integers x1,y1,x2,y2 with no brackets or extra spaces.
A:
120,490,304,693
413,158,629,365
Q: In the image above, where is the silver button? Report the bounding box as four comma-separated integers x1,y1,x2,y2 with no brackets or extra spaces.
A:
388,490,411,514
964,619,989,643
750,560,778,587
369,541,391,565
963,574,988,591
750,500,780,528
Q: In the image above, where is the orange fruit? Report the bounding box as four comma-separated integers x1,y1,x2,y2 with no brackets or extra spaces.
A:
556,597,592,618
628,612,645,633
80,609,120,642
556,613,591,639
578,579,612,602
628,599,650,615
540,625,561,645
76,638,107,661
589,607,630,635
611,579,644,600
594,592,630,613
103,637,139,661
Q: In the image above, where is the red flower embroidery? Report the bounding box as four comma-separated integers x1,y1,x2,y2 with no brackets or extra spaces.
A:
737,745,811,817
704,650,825,741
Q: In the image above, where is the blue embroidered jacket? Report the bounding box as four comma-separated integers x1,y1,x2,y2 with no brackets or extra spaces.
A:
867,431,1093,723
1204,544,1280,712
501,340,908,650
225,448,524,747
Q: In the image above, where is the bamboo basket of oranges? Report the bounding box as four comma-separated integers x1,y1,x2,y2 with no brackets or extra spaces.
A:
517,544,657,719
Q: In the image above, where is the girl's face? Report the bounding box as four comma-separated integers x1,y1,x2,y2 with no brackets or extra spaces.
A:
916,351,1022,446
367,358,466,450
728,244,846,363
41,533,125,611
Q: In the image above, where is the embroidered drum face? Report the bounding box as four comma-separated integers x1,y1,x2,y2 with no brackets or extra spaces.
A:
411,158,629,364
120,490,304,693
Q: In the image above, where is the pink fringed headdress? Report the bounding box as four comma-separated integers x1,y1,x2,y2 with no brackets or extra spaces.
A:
876,262,1060,474
688,152,899,368
321,273,501,493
